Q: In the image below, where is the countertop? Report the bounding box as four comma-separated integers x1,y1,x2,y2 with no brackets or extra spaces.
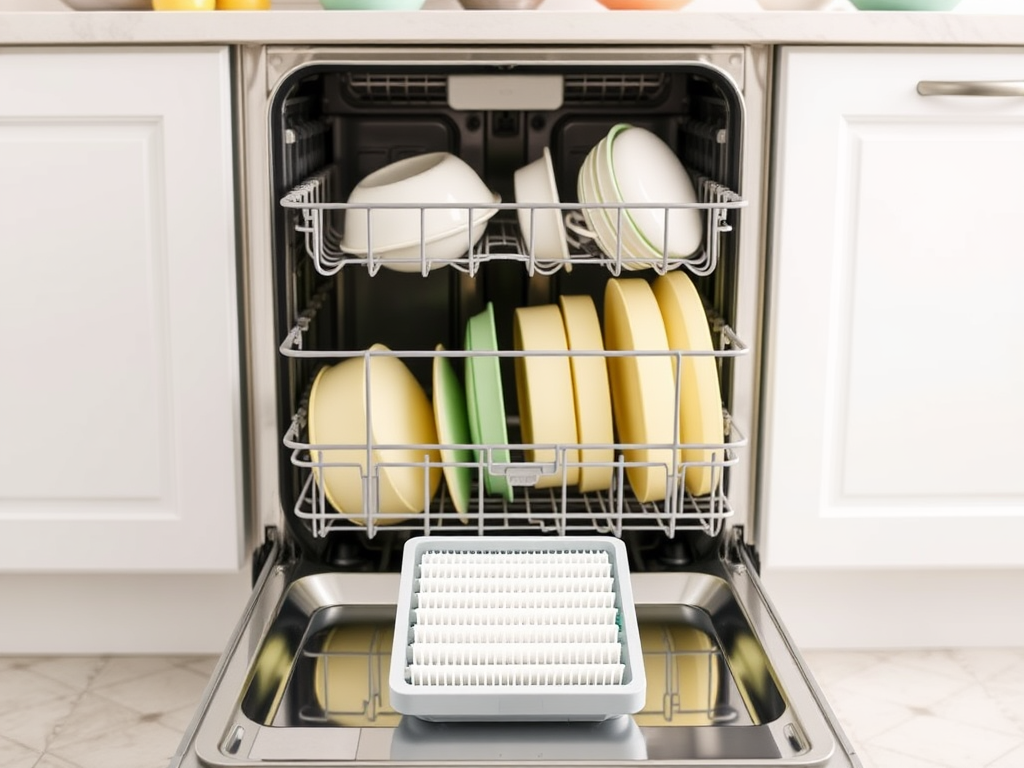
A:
2,6,1024,46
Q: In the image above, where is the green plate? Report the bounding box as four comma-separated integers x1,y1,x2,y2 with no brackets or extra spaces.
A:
433,345,473,521
464,303,513,501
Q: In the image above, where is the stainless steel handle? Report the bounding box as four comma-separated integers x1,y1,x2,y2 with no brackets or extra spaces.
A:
917,80,1024,97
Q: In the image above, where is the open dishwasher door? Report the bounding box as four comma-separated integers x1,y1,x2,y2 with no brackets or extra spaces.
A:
172,530,859,767
170,45,860,768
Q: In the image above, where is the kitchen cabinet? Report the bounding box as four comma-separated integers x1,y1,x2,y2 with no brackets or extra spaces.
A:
761,46,1024,646
0,47,244,572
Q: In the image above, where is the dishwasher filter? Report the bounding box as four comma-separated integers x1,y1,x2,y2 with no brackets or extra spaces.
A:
389,536,646,721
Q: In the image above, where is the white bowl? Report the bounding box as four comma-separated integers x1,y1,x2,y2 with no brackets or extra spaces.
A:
607,125,702,260
351,213,498,273
340,152,499,268
755,0,831,8
514,147,570,266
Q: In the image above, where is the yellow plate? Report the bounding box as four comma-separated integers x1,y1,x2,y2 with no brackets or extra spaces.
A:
513,305,580,489
652,272,724,496
635,623,719,726
313,625,401,727
558,295,614,493
308,344,441,523
603,279,676,502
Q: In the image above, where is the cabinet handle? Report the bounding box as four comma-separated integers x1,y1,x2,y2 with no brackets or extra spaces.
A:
917,80,1024,97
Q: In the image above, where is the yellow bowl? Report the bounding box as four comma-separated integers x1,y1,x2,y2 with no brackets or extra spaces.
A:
216,0,270,7
558,295,614,493
307,345,441,523
653,272,724,497
313,625,401,727
603,279,676,503
513,305,580,489
635,623,719,726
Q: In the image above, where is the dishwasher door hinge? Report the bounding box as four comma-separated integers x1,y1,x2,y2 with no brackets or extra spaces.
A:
251,526,279,586
727,525,761,574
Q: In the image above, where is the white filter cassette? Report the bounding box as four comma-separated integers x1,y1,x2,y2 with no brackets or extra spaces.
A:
389,536,646,722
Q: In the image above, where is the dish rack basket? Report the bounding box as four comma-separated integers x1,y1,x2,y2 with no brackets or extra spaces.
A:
280,295,747,539
279,164,746,279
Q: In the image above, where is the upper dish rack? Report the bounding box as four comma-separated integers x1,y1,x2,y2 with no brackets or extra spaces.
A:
279,165,746,279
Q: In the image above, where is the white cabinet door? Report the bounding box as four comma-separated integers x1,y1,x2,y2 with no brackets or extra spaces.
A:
763,47,1024,569
0,47,243,571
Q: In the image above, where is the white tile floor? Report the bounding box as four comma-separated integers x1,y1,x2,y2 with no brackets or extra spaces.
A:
0,650,1022,768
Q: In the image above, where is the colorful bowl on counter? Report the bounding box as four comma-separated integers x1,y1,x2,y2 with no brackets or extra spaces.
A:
755,0,832,9
320,0,426,8
152,0,215,8
458,0,544,8
63,0,150,9
848,0,961,8
596,0,693,8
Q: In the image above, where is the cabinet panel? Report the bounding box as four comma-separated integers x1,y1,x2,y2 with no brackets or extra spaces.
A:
763,47,1024,569
0,47,242,571
1,120,168,502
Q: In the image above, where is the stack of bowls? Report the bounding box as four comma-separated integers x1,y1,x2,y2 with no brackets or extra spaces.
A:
577,124,703,270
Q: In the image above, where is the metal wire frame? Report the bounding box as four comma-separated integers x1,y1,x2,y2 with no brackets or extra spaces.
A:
279,165,746,279
281,341,746,540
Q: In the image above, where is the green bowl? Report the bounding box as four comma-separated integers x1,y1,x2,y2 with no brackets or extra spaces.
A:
320,0,425,9
848,0,961,9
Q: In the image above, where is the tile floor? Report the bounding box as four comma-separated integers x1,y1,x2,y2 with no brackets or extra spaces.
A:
1,649,1023,768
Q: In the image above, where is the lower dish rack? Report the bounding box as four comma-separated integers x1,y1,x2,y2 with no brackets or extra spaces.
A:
282,342,746,539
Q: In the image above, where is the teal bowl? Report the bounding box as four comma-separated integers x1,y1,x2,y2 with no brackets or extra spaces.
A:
320,0,426,9
848,0,961,9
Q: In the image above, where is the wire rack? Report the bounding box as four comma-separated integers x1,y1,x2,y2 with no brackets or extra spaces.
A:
279,165,745,279
281,315,747,539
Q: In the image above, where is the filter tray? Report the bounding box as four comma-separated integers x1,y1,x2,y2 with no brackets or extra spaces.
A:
389,536,646,722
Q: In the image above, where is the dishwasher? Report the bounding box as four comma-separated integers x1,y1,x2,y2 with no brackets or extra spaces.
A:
172,43,861,768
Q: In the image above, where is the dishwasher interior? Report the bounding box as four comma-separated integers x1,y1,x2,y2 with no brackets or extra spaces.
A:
172,48,858,768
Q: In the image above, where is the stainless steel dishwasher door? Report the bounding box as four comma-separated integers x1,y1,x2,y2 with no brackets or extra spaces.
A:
170,532,860,768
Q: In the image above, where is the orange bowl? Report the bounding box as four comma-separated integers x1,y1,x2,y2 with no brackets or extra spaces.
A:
596,0,693,9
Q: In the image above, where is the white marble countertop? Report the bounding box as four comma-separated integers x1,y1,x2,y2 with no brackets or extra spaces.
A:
1,1,1024,46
